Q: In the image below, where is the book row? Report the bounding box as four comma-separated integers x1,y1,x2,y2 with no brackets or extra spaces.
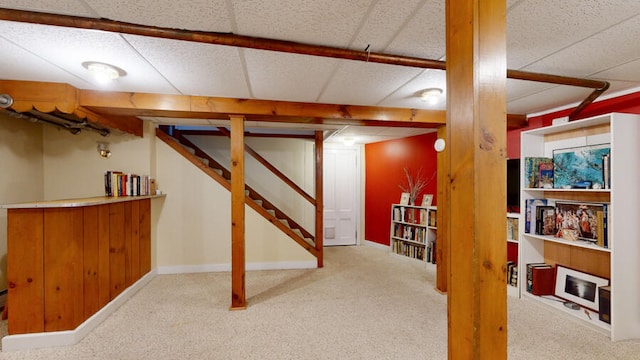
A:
393,224,427,244
507,217,519,241
506,261,518,287
425,241,436,264
391,241,425,261
524,198,609,248
524,144,611,190
392,206,428,225
104,171,154,197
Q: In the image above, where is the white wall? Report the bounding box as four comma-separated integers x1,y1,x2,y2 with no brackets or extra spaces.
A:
186,135,317,235
42,124,154,200
155,138,315,270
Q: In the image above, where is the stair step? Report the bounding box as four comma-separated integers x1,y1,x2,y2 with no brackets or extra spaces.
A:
292,229,304,238
197,156,209,166
266,209,276,216
181,144,196,154
254,200,263,206
305,238,314,245
212,168,223,176
279,219,289,227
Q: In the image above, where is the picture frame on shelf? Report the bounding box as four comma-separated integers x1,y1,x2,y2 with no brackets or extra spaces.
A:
399,192,410,205
421,194,433,207
553,143,610,189
554,265,609,312
555,202,605,243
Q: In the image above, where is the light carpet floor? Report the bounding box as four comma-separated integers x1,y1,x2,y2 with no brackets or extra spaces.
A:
0,245,639,359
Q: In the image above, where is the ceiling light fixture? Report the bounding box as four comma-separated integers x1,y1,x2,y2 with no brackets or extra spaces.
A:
97,141,112,159
420,88,443,105
343,137,355,146
82,61,126,84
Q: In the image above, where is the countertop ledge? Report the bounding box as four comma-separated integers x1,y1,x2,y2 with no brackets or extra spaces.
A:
0,194,166,209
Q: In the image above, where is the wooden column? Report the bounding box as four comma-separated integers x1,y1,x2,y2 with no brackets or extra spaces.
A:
314,131,324,268
435,126,448,293
230,115,247,310
446,0,507,358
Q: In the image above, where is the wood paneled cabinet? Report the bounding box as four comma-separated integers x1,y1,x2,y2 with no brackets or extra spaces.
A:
5,197,152,335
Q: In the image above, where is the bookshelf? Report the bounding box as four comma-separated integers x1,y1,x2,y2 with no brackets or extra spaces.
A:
519,113,640,341
389,204,437,263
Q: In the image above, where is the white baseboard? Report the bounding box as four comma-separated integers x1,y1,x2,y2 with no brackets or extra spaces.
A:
362,239,390,251
157,260,317,274
2,270,158,352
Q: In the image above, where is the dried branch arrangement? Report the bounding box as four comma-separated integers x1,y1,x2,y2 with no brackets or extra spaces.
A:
399,167,436,205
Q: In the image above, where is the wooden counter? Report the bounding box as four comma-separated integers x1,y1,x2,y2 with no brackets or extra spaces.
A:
3,195,163,335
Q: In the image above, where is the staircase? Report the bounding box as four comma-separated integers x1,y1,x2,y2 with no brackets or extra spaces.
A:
155,128,318,257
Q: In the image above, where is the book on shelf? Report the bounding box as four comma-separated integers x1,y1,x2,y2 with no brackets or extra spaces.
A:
602,153,611,189
598,286,611,324
538,162,554,188
524,157,553,188
506,261,518,287
535,205,556,236
104,171,152,197
524,198,549,234
526,263,551,293
531,266,556,296
507,216,519,241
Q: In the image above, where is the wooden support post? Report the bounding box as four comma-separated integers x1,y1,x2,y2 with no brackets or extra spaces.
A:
230,115,247,310
435,125,448,293
446,0,507,358
314,131,324,268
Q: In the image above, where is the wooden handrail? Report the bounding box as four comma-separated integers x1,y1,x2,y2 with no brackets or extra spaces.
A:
216,127,316,205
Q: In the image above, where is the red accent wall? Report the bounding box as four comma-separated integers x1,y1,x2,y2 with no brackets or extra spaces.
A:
364,132,438,245
507,91,640,159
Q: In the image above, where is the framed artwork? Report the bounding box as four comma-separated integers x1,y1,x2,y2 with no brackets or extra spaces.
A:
555,202,605,242
553,143,610,189
399,192,410,205
554,265,609,312
421,194,433,207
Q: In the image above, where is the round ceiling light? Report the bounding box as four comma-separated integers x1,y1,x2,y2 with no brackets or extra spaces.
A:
82,61,126,84
420,88,443,105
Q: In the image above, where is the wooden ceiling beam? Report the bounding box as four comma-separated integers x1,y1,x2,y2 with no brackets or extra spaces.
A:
78,87,446,126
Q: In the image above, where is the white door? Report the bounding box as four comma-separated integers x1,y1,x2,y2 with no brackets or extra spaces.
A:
323,146,359,246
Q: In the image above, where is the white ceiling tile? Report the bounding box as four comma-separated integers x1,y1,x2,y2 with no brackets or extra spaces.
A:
124,35,250,98
506,0,640,69
0,0,97,16
349,0,425,52
507,85,591,115
83,0,232,32
232,0,375,48
319,61,422,106
0,34,88,86
523,15,640,78
0,22,178,94
384,0,446,59
506,78,555,103
593,59,640,82
244,49,338,102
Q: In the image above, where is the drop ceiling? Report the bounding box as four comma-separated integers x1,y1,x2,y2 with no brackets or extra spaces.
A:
1,0,640,143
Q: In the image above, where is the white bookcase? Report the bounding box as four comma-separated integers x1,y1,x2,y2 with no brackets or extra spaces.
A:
519,112,640,341
389,204,437,263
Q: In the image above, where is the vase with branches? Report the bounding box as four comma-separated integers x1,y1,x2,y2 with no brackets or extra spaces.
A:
399,167,436,205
